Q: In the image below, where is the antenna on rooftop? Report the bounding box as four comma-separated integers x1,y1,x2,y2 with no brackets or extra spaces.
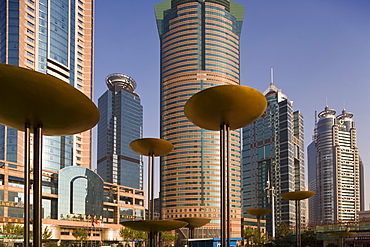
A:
270,68,274,85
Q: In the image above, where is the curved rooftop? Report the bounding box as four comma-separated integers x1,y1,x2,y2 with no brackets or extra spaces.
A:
318,106,336,119
337,109,354,120
105,73,137,93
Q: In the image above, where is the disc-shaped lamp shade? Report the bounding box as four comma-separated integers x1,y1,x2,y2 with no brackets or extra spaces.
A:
130,138,174,156
175,217,211,229
246,208,272,217
0,64,99,136
121,220,188,232
328,232,356,238
280,191,316,201
184,85,267,131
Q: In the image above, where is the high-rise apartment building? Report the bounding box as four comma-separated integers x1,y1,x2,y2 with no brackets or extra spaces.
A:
242,81,305,236
308,107,363,224
0,0,94,170
155,0,245,237
97,73,143,190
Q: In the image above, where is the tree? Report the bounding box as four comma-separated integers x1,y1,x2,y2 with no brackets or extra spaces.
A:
273,222,294,246
0,223,23,247
42,226,53,241
243,226,268,246
301,228,317,247
119,227,147,246
243,226,258,246
160,232,177,247
72,228,89,247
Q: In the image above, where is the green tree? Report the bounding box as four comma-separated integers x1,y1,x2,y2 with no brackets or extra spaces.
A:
42,226,53,241
243,226,267,246
119,227,147,246
301,228,317,247
0,223,23,247
72,228,89,247
160,232,177,247
243,226,258,246
274,222,293,247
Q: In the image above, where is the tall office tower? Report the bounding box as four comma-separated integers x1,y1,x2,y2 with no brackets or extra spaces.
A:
155,0,245,237
308,107,362,224
242,81,305,236
0,0,94,170
97,74,143,190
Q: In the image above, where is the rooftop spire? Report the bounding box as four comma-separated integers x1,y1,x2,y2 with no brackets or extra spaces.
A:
270,67,274,85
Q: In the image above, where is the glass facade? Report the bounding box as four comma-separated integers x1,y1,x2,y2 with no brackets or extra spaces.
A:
242,83,305,236
97,74,143,190
155,0,245,237
0,0,94,173
58,166,104,220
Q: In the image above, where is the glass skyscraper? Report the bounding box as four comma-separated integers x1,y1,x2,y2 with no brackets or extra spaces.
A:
308,107,363,224
97,73,143,190
0,0,94,170
155,0,245,237
242,81,305,236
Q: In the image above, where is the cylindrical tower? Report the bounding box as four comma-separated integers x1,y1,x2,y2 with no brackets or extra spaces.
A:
155,0,245,237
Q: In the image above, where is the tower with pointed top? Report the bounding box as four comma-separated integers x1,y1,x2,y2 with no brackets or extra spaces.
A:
308,107,363,224
242,78,305,236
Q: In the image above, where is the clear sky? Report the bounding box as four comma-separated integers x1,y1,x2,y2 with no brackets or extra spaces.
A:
93,0,370,208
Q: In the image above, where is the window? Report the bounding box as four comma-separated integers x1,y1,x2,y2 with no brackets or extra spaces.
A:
27,51,34,57
27,13,34,20
27,44,34,50
27,6,34,12
27,29,34,35
27,21,34,28
27,36,34,42
27,59,34,65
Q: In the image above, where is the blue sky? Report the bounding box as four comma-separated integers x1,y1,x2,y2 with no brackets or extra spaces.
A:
93,0,370,207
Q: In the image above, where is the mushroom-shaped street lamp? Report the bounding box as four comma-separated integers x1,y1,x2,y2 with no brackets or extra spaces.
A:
184,85,267,247
0,64,99,247
130,138,174,247
246,208,272,245
281,191,316,247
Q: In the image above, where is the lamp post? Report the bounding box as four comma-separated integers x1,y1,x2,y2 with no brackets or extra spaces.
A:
0,64,100,247
246,208,271,246
127,138,188,247
184,85,267,246
280,191,315,247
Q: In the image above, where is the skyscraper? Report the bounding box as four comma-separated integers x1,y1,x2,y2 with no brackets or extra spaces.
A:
155,0,245,237
97,73,143,190
308,107,363,224
242,80,305,236
0,0,94,170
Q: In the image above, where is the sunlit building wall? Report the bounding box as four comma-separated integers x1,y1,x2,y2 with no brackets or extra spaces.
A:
155,0,245,237
242,82,306,236
0,0,94,171
309,107,362,223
